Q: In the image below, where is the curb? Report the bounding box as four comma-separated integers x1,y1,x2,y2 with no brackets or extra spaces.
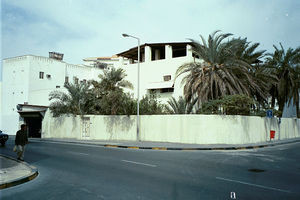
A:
103,139,300,150
103,144,271,150
0,155,39,190
31,138,300,151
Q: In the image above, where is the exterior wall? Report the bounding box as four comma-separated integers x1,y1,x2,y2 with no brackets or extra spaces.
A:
83,57,129,68
42,112,300,144
2,56,31,135
28,56,66,105
66,63,101,84
42,111,137,140
140,115,281,144
1,55,103,135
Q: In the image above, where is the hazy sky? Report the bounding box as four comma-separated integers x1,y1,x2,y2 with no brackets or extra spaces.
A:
1,0,300,79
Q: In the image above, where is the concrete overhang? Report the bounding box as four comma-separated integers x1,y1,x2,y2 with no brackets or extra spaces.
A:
147,81,174,89
17,104,48,118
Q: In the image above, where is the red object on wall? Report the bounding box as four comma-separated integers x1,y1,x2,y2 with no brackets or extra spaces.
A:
270,130,275,139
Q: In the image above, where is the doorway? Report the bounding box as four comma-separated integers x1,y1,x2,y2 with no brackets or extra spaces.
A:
24,116,42,138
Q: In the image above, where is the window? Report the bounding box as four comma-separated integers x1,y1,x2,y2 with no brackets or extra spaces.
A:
163,75,171,81
161,88,174,93
172,45,186,58
56,86,60,88
151,47,165,61
95,62,108,69
65,76,69,83
39,72,44,79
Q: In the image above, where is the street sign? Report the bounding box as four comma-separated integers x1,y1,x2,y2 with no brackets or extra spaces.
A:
266,110,273,118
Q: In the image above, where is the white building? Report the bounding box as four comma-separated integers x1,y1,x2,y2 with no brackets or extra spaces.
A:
1,52,104,136
82,42,195,103
81,42,195,103
83,55,128,69
107,42,195,103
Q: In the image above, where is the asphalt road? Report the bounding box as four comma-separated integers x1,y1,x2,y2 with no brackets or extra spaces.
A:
1,138,300,200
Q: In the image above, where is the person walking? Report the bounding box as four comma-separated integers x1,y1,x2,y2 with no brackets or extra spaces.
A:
15,124,28,161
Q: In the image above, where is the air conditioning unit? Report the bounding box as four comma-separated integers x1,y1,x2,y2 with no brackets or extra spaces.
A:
163,75,171,81
49,52,64,61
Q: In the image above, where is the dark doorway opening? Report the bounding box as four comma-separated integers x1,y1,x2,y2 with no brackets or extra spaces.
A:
24,116,42,138
19,112,43,138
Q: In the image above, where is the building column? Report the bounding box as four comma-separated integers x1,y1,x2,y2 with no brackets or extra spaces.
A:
186,44,192,57
145,46,151,62
165,45,172,59
118,56,124,66
155,49,160,60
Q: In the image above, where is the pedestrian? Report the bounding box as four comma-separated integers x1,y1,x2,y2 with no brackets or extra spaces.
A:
15,124,28,161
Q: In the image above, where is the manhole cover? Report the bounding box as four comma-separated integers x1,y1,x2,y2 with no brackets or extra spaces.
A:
248,168,265,173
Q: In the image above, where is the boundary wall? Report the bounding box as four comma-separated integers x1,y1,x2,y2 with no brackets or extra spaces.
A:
42,111,300,144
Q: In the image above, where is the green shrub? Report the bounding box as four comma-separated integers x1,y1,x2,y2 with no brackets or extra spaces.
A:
198,94,256,115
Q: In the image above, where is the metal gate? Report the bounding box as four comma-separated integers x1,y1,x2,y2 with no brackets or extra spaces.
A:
81,117,90,139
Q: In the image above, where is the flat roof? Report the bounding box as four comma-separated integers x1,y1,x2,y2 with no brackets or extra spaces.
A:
18,104,49,108
83,55,119,61
3,54,35,60
117,42,192,59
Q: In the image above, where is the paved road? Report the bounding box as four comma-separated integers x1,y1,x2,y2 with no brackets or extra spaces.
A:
1,138,300,200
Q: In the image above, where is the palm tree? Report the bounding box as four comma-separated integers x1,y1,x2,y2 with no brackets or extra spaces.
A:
232,38,275,108
232,37,265,64
176,31,265,106
248,64,277,110
49,82,94,117
165,96,195,114
91,67,133,115
265,43,300,116
96,67,133,91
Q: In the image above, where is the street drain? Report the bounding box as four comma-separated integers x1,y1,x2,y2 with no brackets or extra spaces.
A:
248,168,265,173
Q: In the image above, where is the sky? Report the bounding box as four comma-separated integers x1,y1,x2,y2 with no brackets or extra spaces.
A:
1,0,300,80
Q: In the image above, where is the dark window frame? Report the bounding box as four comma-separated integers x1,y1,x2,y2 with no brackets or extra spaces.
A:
39,72,44,79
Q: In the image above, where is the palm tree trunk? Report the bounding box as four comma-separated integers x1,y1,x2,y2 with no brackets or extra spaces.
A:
271,96,275,109
296,98,299,118
278,99,284,117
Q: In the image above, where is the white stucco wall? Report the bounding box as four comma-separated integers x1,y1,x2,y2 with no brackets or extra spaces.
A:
28,56,66,105
140,115,282,144
42,111,137,140
66,63,102,84
42,112,300,144
2,56,31,135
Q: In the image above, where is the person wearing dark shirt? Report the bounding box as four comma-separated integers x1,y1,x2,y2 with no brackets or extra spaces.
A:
15,124,28,161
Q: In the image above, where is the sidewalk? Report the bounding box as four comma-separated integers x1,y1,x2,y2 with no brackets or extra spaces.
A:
0,155,38,189
29,137,300,150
